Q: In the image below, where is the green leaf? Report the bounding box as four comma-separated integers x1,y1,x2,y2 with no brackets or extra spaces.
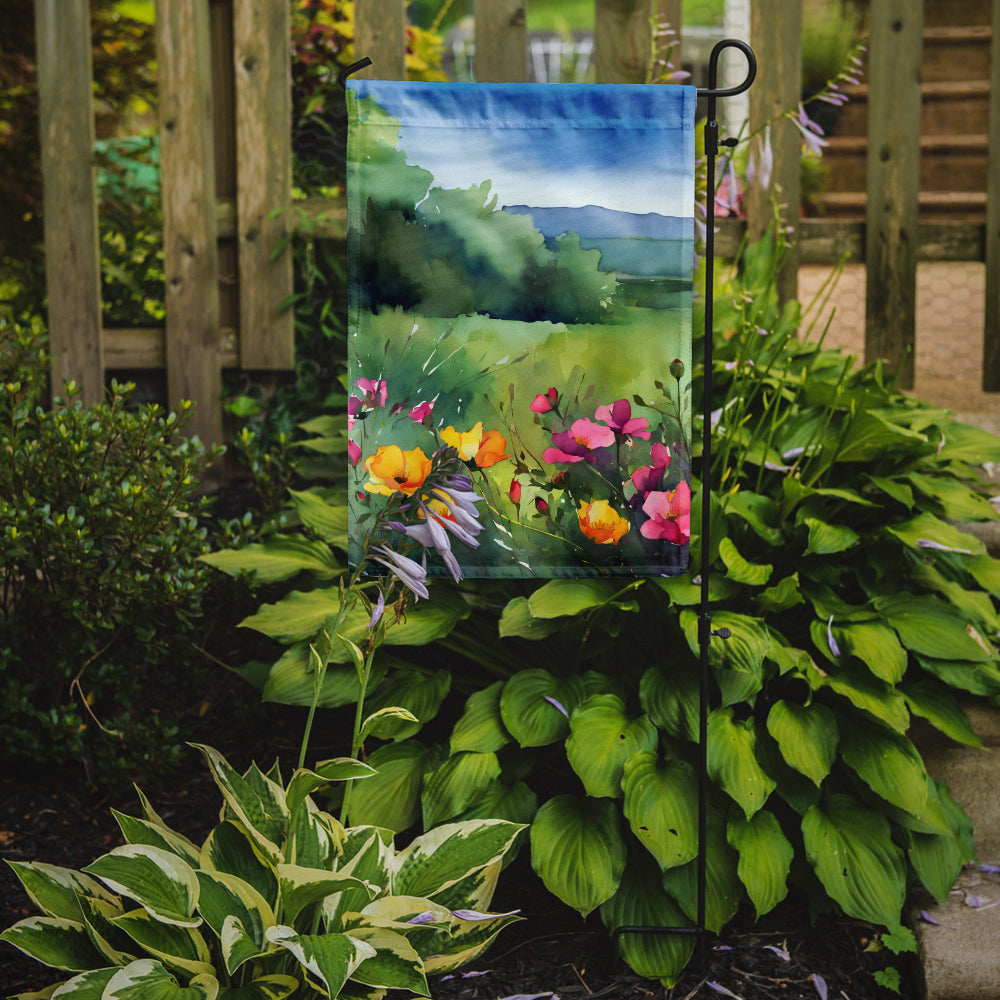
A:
110,909,214,978
966,553,1000,597
360,706,421,742
530,795,626,917
200,536,341,584
906,472,999,522
727,811,793,918
621,751,699,871
0,916,107,972
724,490,784,545
900,680,982,748
277,865,373,925
195,871,273,974
288,489,349,546
83,846,200,928
718,537,772,586
526,579,617,618
421,751,502,828
32,967,117,998
199,822,278,911
916,655,1000,697
755,573,805,614
497,596,562,639
681,610,771,706
346,926,428,994
803,517,859,556
909,825,965,905
4,862,118,923
285,759,376,822
216,975,299,1000
811,662,910,732
499,670,584,747
874,594,995,662
765,700,838,786
450,682,511,754
599,853,694,987
838,718,929,817
707,708,776,819
260,644,385,709
565,695,658,798
346,740,441,832
886,512,985,556
935,421,1000,465
103,959,217,999
835,621,908,684
639,664,699,742
834,410,928,463
112,812,201,868
802,793,906,926
363,667,451,740
265,926,374,997
452,779,538,827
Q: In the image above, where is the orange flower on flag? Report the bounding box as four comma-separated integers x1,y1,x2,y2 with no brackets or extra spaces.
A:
577,499,630,545
442,422,509,468
364,445,432,496
474,428,509,467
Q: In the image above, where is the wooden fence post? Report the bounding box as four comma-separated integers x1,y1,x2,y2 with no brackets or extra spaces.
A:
34,0,104,405
983,0,1000,390
157,0,223,445
233,0,294,369
593,0,651,84
864,0,923,389
355,0,407,80
474,0,527,83
746,0,801,305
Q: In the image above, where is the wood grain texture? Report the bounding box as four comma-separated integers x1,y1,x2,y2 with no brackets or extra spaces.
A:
234,0,294,368
34,0,103,404
864,0,923,388
594,0,650,83
474,0,526,82
157,0,223,444
983,0,1000,389
355,0,407,80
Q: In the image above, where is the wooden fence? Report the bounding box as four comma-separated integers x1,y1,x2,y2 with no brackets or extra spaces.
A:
34,0,1000,445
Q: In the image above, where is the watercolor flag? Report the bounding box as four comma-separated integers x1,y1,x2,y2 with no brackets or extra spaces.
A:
347,80,695,579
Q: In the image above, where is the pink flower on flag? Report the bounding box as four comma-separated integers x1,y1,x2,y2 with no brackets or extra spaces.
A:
542,418,615,464
595,399,651,440
640,481,691,544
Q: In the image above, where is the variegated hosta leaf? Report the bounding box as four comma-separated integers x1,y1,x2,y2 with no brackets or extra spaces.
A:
420,751,502,829
83,846,200,928
191,745,288,863
450,681,511,754
110,908,215,979
112,810,202,868
726,810,793,918
285,760,375,825
200,822,278,910
529,795,626,917
265,926,375,998
765,700,838,786
566,695,658,799
102,958,218,999
195,871,274,974
599,854,694,987
0,916,107,971
362,667,451,741
213,974,300,999
347,740,443,832
391,820,524,901
78,894,136,966
4,861,118,922
323,829,393,930
621,751,699,871
706,707,776,819
44,966,118,997
288,802,343,871
499,669,585,747
425,859,501,916
345,926,429,995
802,793,906,926
421,907,522,975
838,717,929,817
276,865,375,925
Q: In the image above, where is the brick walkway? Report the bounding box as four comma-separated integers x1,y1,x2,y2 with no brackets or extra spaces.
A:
797,262,1000,435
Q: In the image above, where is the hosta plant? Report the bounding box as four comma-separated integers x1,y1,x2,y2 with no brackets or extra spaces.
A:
1,743,523,999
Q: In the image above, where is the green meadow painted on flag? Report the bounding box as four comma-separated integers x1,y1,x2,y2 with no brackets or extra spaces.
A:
347,81,695,578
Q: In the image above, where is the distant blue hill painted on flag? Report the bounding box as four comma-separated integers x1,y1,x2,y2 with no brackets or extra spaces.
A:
504,203,693,278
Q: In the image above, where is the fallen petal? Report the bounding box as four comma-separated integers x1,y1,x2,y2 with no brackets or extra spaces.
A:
763,944,790,962
812,974,828,1000
706,983,742,1000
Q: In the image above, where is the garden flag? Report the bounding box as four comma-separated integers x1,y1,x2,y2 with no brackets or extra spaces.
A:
347,80,696,579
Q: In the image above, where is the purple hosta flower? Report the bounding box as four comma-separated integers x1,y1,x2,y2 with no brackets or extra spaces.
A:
594,399,651,441
367,591,385,631
763,944,790,962
371,545,429,600
979,864,1000,874
827,616,841,658
747,125,774,190
399,510,464,583
706,982,742,999
791,104,828,157
407,911,438,925
917,538,973,555
811,974,828,1000
544,695,569,718
451,908,521,921
715,156,742,215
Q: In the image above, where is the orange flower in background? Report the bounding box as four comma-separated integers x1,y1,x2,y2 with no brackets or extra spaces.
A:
364,444,432,496
474,428,509,467
577,499,630,545
442,422,509,468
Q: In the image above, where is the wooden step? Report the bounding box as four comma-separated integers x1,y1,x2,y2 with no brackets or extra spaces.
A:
922,25,993,83
813,190,987,222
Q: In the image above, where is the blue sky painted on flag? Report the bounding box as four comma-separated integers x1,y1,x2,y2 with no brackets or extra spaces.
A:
351,81,695,218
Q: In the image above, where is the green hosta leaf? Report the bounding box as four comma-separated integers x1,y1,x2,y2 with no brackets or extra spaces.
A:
639,664,699,742
4,862,118,923
0,916,107,971
322,829,393,930
718,537,772,586
802,793,906,926
727,811,793,918
450,682,511,754
497,596,562,639
566,695,658,798
966,553,1000,597
288,488,349,546
916,655,1000,697
906,472,998,522
261,643,386,709
901,680,982,748
909,826,966,905
277,865,374,925
530,795,626,917
287,806,341,872
453,779,538,827
265,926,375,998
346,926,428,994
112,813,201,868
423,906,522,975
347,740,442,832
218,915,270,981
755,573,804,614
195,871,273,974
200,536,341,584
359,706,421,742
599,853,694,986
835,621,907,684
765,700,838,786
803,517,859,556
83,846,200,928
499,670,584,747
216,975,299,999
834,410,927,463
839,718,929,816
421,751,502,828
866,474,914,509
527,578,618,618
285,759,375,823
621,751,698,871
191,746,287,863
681,610,770,706
910,562,1000,633
875,594,995,662
724,490,784,546
363,667,451,740
200,822,278,910
707,708,776,819
111,908,214,978
811,662,910,732
661,812,741,933
886,512,985,556
103,959,218,999
393,820,524,901
935,421,1000,465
